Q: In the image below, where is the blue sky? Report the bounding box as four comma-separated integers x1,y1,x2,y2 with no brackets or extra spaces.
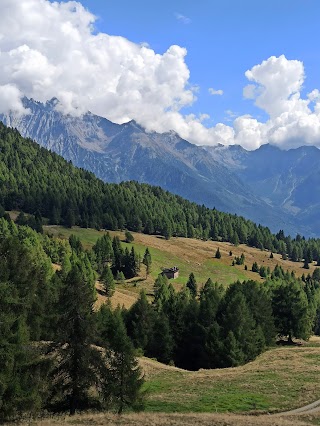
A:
79,0,320,125
1,0,320,149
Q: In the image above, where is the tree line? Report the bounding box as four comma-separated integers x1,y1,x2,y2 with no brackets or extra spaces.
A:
123,272,319,371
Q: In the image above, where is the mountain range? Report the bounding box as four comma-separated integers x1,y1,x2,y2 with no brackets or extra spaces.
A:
1,97,319,237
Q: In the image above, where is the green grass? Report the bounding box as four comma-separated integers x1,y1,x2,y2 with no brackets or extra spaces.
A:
45,225,102,248
144,376,270,413
140,340,320,414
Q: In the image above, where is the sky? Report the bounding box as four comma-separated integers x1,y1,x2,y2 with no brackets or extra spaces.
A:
1,0,320,150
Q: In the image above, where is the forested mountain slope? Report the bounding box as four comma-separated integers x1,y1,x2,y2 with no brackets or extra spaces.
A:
2,122,320,264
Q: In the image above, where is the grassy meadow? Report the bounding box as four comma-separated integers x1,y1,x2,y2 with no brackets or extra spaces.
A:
140,337,320,414
45,225,317,310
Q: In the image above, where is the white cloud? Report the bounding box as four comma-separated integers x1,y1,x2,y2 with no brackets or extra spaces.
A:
0,84,29,116
240,55,320,149
1,1,320,151
175,13,191,24
244,55,308,118
0,0,201,136
208,88,223,96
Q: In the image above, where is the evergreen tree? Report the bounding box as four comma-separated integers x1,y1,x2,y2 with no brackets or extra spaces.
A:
100,308,144,414
0,235,54,419
112,237,124,276
272,279,312,342
231,232,240,246
116,271,125,283
125,230,134,243
175,299,206,370
0,282,43,420
186,272,197,298
101,265,115,297
142,247,152,277
153,274,170,309
126,291,155,351
221,290,261,364
252,261,259,273
47,263,102,415
147,311,174,364
223,331,244,367
93,234,113,273
68,234,83,255
215,247,221,259
199,279,223,327
163,219,172,240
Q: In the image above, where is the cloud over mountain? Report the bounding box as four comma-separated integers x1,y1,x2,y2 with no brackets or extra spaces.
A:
0,0,320,150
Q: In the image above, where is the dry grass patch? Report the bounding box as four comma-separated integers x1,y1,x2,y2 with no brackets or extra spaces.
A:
95,281,138,310
10,412,315,426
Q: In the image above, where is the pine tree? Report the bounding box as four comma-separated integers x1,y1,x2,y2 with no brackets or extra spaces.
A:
252,261,259,273
221,290,259,363
125,230,134,243
112,236,123,276
153,274,170,308
126,291,155,351
116,271,125,283
147,311,174,364
101,265,115,297
205,321,224,368
231,232,240,246
186,272,197,298
223,331,244,367
163,219,172,240
0,282,43,420
100,308,144,414
47,263,102,415
272,279,312,342
0,236,52,420
215,247,221,259
142,248,152,277
93,234,113,273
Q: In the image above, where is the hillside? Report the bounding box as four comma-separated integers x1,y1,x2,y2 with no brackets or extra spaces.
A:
140,337,320,413
44,226,319,310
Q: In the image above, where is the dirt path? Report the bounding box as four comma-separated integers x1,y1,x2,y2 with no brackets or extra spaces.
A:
274,398,320,416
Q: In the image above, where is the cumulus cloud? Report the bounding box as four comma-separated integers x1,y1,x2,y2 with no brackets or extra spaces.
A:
208,88,223,96
1,1,320,150
241,55,320,149
0,1,196,122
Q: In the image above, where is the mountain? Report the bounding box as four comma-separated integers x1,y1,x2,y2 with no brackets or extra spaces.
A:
0,97,294,234
206,143,320,235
